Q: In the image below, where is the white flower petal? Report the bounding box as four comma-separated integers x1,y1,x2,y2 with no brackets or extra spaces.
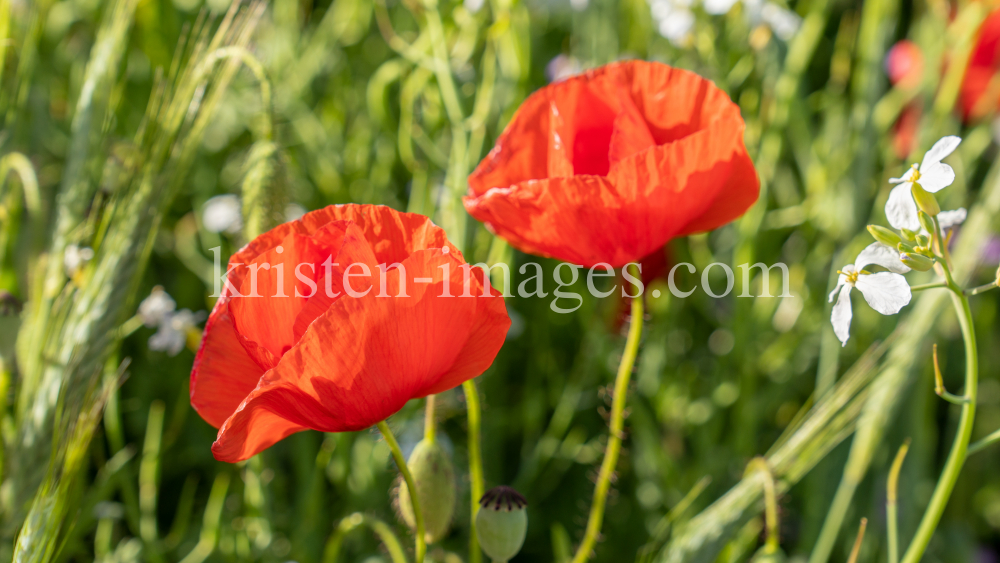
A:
855,242,910,274
937,208,967,231
761,3,801,40
921,136,961,168
138,287,177,327
889,167,918,184
704,0,739,14
659,10,695,44
829,273,848,302
917,162,955,193
831,284,853,346
885,184,921,231
855,272,911,315
202,194,243,234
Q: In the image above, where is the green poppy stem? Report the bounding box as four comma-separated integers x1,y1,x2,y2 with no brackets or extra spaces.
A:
463,380,484,563
570,265,644,563
378,420,425,563
424,395,436,444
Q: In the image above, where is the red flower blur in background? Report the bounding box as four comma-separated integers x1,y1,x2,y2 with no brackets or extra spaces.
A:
885,40,924,159
190,205,510,462
464,60,759,268
886,40,924,88
960,9,1000,121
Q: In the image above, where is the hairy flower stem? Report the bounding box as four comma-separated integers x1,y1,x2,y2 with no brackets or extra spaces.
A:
425,395,436,444
377,421,425,563
571,269,644,563
463,380,484,563
901,218,978,563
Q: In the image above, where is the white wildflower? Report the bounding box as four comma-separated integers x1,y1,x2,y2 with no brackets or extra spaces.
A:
284,203,307,223
545,55,582,83
202,194,243,234
137,286,176,328
829,243,912,346
886,136,961,231
760,2,801,40
64,244,94,276
148,309,205,356
936,208,967,233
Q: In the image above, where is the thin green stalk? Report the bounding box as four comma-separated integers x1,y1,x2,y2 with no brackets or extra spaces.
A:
421,0,468,245
570,270,644,563
933,343,970,405
378,421,425,563
747,459,780,552
968,428,1000,455
887,441,909,563
846,519,867,563
910,282,948,292
900,283,977,563
463,379,484,563
323,513,408,563
139,401,165,560
965,280,998,296
424,395,436,444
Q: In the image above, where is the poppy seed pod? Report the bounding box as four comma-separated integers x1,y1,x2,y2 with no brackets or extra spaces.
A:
476,486,528,563
868,225,901,248
397,439,456,544
911,183,941,216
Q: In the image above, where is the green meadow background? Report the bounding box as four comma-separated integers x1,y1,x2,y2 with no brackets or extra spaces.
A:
2,0,1000,562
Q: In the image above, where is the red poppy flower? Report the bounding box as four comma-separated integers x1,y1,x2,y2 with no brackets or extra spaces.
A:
190,204,510,462
464,60,759,268
960,9,1000,121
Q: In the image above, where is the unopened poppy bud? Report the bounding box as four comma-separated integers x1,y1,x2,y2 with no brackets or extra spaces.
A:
915,234,931,248
900,229,917,243
396,439,456,544
918,211,935,234
897,241,916,254
868,225,901,247
911,183,940,216
900,252,934,271
476,486,527,563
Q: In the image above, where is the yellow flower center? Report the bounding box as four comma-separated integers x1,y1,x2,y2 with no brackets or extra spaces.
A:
910,163,921,182
838,270,860,284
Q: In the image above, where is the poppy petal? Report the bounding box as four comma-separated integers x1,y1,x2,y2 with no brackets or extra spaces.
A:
190,303,266,428
211,249,507,462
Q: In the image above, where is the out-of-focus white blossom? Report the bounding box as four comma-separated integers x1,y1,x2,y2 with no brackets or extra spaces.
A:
545,55,582,83
886,136,961,231
284,203,307,222
64,244,94,276
138,286,176,328
937,208,967,232
202,194,243,234
465,0,485,13
148,309,206,356
704,0,738,14
829,243,912,346
760,2,801,39
648,0,801,46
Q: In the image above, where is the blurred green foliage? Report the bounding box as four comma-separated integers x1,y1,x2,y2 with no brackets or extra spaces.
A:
2,0,1000,562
